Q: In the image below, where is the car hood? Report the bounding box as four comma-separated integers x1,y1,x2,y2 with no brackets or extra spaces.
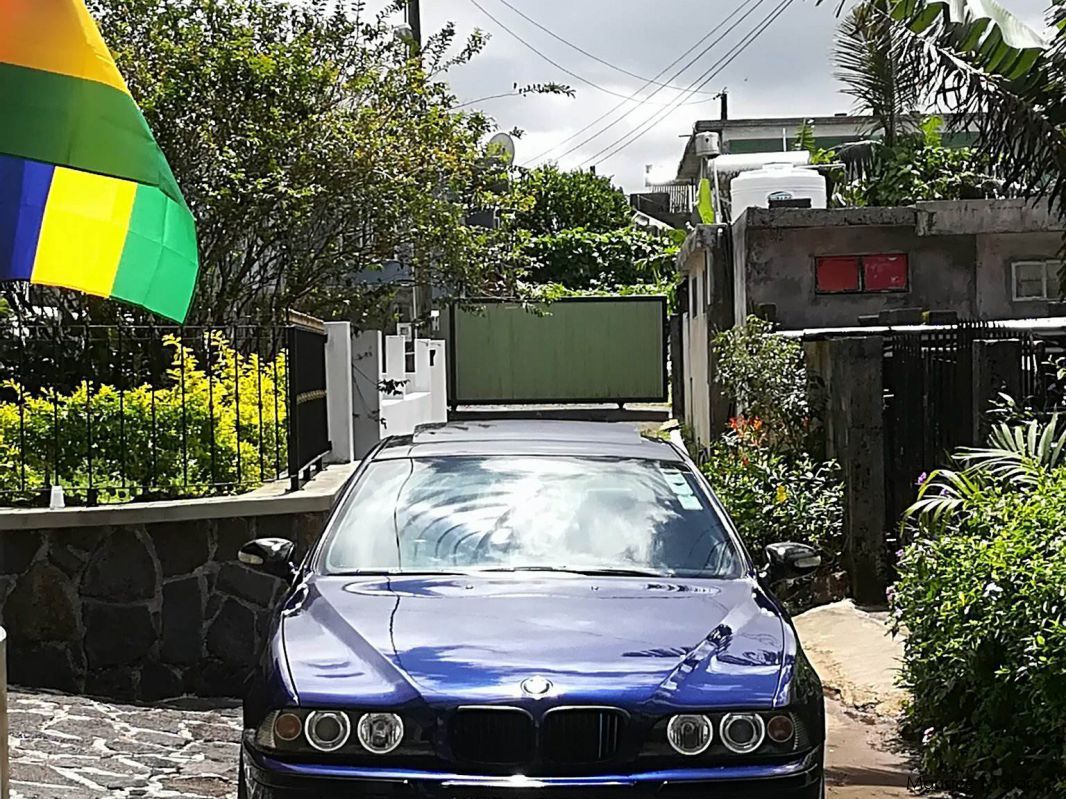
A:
281,574,793,711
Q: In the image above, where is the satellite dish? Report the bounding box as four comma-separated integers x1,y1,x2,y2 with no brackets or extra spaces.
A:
486,132,516,166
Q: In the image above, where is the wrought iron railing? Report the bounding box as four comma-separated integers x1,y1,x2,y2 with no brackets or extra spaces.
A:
0,319,330,507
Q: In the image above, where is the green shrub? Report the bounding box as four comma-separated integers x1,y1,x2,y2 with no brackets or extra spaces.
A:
711,317,810,452
702,434,844,567
0,332,287,504
893,470,1066,797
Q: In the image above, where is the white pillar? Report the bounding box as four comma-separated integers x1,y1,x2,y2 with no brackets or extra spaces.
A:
324,322,354,464
352,331,385,461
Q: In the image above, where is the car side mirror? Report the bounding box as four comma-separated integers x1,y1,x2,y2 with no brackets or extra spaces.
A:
765,543,822,582
238,538,297,580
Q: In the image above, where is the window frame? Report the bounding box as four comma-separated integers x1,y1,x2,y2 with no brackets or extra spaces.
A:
1012,259,1063,302
814,253,910,296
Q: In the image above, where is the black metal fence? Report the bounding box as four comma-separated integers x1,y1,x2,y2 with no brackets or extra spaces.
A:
882,321,1062,552
0,319,330,507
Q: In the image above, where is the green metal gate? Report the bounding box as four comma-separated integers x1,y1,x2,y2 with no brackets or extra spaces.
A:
447,297,668,405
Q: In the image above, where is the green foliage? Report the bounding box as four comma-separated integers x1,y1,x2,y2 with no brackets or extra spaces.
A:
859,132,997,207
525,227,679,291
826,0,1062,222
711,316,810,450
892,469,1066,798
701,318,844,603
513,165,634,236
703,437,844,567
0,334,286,504
81,0,527,325
906,415,1066,534
523,278,678,310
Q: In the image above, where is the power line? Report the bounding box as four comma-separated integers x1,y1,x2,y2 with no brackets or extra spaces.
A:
467,0,689,108
583,0,799,169
488,0,717,97
526,0,762,166
546,0,774,167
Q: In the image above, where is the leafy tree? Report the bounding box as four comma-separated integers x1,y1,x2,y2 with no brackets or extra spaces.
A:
75,0,528,326
513,165,634,236
524,227,678,290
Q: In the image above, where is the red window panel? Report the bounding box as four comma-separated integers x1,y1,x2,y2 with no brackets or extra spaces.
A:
863,254,909,292
816,256,860,293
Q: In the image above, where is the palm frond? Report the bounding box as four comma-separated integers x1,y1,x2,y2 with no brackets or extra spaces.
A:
904,468,982,534
833,1,923,146
890,0,1049,81
887,10,1066,214
956,416,1066,483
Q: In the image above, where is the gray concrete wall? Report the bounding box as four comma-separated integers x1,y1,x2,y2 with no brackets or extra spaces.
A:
976,231,1065,320
730,203,1066,331
0,465,355,701
678,225,734,448
742,223,978,330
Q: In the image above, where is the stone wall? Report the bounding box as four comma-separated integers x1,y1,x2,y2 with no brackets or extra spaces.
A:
0,466,354,701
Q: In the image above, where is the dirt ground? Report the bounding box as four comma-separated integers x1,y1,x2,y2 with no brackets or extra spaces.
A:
825,700,918,798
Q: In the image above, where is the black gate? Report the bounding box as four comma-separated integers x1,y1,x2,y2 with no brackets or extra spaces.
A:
882,322,1046,551
286,312,330,490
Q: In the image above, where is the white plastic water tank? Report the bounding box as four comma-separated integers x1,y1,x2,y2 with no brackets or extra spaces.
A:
729,163,827,219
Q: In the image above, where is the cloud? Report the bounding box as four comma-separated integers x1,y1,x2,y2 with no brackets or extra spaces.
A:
367,0,1052,192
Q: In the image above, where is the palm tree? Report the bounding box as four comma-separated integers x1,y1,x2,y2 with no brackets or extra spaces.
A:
824,0,1056,208
833,0,922,147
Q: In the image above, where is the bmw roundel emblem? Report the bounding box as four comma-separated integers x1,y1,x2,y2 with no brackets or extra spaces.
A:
521,677,552,696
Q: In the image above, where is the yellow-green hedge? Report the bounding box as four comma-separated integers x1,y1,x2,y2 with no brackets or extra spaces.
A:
0,333,287,504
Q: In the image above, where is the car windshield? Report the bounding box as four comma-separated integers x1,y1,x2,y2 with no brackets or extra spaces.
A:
321,456,743,579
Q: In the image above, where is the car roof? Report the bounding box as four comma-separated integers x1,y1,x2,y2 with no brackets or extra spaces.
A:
376,420,686,463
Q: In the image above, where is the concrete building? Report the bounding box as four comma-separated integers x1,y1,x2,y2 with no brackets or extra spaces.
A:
674,115,978,181
677,199,1066,445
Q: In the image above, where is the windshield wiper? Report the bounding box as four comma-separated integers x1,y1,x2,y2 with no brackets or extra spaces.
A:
332,569,471,577
477,566,670,578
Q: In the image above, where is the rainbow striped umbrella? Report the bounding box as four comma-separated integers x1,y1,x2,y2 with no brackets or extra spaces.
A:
0,0,199,321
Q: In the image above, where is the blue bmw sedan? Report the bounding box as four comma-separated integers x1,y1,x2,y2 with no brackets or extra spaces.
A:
238,421,826,798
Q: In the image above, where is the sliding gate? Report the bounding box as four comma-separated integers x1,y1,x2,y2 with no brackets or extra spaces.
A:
447,297,668,406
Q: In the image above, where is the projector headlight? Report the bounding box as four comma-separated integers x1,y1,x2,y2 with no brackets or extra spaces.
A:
357,713,405,754
720,713,766,755
666,714,714,756
305,710,352,753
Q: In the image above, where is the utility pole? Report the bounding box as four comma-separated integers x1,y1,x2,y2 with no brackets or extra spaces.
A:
406,0,422,50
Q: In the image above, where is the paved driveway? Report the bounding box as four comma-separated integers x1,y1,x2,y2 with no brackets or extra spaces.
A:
8,689,918,799
8,691,239,798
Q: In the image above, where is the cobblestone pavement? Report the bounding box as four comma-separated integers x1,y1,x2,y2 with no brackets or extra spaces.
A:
8,690,240,798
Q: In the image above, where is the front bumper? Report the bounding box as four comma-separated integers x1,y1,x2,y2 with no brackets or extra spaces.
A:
243,742,824,799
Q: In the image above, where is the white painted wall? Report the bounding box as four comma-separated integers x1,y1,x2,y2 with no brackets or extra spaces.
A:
351,331,449,460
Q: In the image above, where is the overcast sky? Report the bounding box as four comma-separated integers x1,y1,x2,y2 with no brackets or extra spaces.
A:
365,0,1050,193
